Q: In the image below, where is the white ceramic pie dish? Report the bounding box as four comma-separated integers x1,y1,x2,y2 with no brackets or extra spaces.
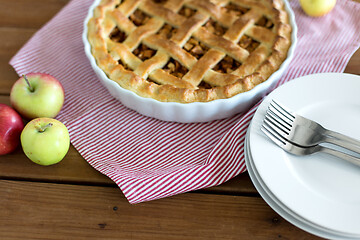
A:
82,0,297,123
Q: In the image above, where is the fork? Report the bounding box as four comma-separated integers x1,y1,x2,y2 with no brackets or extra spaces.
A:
264,100,360,156
261,121,360,167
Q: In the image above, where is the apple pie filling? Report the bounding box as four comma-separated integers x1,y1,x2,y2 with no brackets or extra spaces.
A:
164,58,188,79
109,26,126,43
256,16,274,29
213,56,242,74
130,9,151,26
158,24,177,39
118,59,131,70
225,2,249,16
133,44,157,61
184,37,209,59
153,0,168,3
178,6,196,18
238,36,260,53
203,19,227,37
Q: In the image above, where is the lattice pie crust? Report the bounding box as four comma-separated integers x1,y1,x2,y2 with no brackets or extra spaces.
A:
87,0,292,103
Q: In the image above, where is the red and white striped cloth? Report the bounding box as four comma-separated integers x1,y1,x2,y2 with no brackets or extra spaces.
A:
10,0,360,203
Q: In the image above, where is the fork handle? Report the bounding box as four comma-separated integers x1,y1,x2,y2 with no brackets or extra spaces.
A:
320,146,360,167
323,130,360,156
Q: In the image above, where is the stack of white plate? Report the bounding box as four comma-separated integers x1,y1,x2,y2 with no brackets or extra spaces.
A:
244,73,360,240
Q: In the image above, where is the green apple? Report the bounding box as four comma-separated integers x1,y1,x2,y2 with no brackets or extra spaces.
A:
10,73,65,119
299,0,336,17
21,118,70,166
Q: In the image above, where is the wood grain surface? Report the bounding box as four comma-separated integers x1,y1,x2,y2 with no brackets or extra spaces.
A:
0,0,359,239
0,180,318,240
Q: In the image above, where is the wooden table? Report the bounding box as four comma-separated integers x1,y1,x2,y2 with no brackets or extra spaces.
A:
0,1,359,239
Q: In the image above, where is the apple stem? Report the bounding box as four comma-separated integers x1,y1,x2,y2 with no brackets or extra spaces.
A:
38,123,53,133
23,75,34,92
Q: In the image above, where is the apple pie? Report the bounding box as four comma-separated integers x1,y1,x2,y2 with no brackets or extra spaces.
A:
87,0,292,103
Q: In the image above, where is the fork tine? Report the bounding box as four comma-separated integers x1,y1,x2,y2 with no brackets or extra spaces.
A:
267,108,292,129
261,122,286,148
264,113,290,137
268,103,294,127
271,100,295,120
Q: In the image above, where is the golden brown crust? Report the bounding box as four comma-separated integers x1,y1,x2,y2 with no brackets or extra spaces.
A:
87,0,292,103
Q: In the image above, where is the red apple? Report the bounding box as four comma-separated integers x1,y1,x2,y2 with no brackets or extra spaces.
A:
10,73,65,119
0,104,24,155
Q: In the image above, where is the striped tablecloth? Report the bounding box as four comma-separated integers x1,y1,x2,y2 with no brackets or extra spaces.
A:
10,0,360,203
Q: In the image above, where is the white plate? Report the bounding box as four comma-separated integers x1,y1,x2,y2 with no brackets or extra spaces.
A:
245,128,360,239
248,73,360,236
82,0,297,123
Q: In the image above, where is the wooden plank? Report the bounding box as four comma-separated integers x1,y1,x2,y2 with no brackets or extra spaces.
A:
0,179,320,240
0,0,69,29
0,28,36,94
0,141,115,185
344,47,360,75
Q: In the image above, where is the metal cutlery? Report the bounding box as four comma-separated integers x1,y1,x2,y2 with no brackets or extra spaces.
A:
264,100,360,155
261,120,360,167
